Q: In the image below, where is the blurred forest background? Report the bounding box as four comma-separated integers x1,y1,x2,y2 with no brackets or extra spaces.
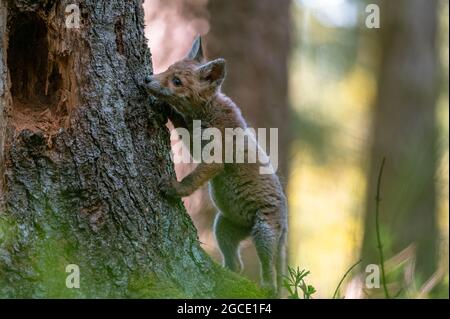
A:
143,0,449,298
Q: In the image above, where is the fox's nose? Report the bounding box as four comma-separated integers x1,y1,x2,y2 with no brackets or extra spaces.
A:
144,76,153,84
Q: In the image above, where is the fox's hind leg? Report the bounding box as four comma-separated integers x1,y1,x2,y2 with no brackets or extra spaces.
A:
251,219,279,293
214,213,250,273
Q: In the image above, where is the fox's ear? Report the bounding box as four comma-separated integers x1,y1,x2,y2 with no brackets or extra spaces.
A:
197,58,226,87
186,35,204,62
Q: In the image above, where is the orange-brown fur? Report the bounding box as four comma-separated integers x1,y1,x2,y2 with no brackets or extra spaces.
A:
144,37,287,295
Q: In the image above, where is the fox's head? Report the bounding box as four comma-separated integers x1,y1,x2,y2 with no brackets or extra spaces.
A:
144,36,226,118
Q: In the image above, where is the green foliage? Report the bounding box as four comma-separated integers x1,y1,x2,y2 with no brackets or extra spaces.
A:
283,266,316,299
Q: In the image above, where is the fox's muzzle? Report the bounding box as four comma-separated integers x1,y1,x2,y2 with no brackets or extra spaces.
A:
144,76,171,98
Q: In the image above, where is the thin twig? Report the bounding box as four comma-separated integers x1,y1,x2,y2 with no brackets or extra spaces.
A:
332,259,362,299
375,157,390,299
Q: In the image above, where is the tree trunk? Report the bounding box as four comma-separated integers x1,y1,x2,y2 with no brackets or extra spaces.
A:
361,0,439,282
0,0,263,298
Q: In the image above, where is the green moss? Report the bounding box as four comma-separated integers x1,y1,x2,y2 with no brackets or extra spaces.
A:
1,208,269,299
127,272,187,298
33,237,83,298
0,214,18,248
210,264,269,298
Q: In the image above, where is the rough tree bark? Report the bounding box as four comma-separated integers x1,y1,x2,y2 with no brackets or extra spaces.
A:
361,0,439,282
0,0,263,298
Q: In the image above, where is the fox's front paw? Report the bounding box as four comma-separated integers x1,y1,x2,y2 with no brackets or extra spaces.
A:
158,175,179,198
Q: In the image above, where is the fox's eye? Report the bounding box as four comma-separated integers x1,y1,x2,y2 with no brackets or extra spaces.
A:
172,76,182,87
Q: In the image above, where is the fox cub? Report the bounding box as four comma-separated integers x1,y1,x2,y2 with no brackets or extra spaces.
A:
144,36,288,294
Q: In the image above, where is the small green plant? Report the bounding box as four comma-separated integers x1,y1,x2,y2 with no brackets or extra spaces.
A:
283,266,316,299
375,157,390,299
332,259,362,299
